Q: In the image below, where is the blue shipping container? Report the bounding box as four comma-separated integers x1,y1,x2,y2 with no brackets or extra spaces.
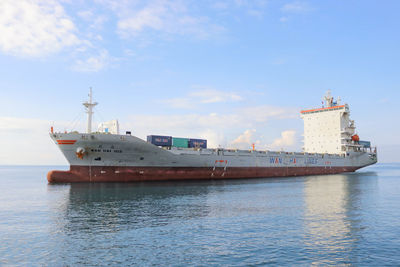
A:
147,135,172,147
359,140,371,148
188,138,207,148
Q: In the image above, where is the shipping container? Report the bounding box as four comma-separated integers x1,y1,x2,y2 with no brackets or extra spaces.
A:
359,140,371,148
188,138,207,148
172,137,189,148
147,135,172,147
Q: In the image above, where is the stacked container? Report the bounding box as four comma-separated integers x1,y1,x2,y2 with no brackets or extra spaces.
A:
359,140,371,148
147,135,172,147
188,138,207,148
172,137,189,148
147,135,207,148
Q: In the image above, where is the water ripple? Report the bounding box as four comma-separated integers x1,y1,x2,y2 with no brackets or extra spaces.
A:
0,164,400,265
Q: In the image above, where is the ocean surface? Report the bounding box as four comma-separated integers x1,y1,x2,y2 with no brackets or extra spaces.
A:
1,164,400,266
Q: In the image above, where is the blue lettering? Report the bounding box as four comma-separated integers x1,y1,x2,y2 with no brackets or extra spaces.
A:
304,158,318,165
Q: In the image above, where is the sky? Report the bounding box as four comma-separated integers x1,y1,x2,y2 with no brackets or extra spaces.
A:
0,0,399,165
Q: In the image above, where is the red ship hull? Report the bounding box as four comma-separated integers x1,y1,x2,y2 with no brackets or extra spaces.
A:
47,165,360,183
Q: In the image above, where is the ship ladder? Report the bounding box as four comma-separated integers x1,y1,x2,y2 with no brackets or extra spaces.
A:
211,161,216,177
211,160,228,177
221,160,228,177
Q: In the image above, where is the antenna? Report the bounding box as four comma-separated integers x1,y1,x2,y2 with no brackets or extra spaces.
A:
83,87,98,133
324,90,333,107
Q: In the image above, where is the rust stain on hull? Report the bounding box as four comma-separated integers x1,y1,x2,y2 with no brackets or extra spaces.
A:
47,165,360,183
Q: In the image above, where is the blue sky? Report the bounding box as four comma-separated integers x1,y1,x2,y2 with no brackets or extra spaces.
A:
0,0,399,164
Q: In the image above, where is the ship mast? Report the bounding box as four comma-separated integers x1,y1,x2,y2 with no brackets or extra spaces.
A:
83,88,98,133
323,90,333,107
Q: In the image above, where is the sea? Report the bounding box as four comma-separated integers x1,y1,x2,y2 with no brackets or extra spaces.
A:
0,164,399,266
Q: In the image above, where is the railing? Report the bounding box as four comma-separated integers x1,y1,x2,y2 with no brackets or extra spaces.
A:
361,146,377,154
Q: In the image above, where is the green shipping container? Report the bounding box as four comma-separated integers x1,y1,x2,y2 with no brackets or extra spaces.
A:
172,137,189,148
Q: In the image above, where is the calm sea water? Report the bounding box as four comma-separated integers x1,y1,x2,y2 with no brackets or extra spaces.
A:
0,164,400,266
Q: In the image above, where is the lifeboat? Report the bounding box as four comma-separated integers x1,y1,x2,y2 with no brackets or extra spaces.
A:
351,134,360,142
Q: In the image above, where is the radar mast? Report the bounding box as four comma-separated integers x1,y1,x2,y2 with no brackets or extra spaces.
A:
83,88,98,133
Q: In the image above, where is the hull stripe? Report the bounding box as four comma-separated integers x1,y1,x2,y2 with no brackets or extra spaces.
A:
56,140,77,145
301,105,345,114
47,165,360,183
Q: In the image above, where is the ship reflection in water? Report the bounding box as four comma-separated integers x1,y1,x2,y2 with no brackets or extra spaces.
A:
303,172,378,265
44,169,399,266
64,182,212,230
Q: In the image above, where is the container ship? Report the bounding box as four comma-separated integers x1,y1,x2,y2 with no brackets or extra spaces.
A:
47,90,377,183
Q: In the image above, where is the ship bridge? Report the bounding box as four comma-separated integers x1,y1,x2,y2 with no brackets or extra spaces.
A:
300,91,376,155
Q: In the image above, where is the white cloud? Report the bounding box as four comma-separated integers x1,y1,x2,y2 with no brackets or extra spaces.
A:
232,129,255,144
72,49,114,72
163,97,195,109
230,129,260,149
77,10,94,20
199,129,227,148
115,0,225,40
124,113,241,135
122,104,298,150
268,130,297,150
0,0,80,57
118,4,166,34
0,1,115,71
163,87,243,109
211,0,268,17
78,9,108,30
126,105,296,133
281,1,313,14
190,88,242,103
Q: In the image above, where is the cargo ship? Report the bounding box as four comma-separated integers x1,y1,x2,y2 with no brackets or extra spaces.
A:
47,90,377,183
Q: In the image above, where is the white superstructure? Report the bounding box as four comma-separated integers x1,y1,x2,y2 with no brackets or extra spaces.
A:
98,120,120,134
301,91,357,154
